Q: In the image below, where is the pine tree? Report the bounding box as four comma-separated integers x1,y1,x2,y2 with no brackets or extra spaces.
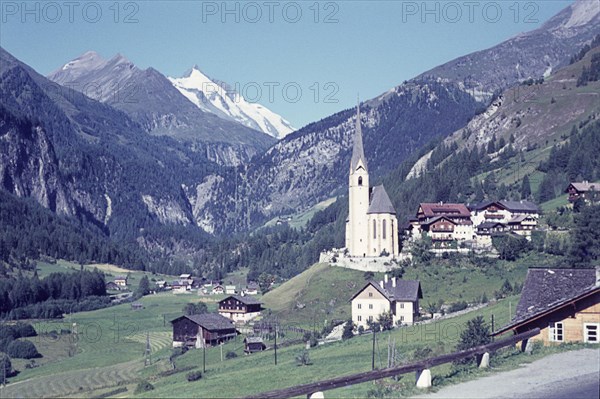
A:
520,175,531,199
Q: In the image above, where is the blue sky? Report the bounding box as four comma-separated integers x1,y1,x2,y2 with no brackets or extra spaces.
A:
1,0,573,128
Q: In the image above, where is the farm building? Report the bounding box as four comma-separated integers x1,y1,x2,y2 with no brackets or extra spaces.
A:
218,295,263,323
565,181,600,204
105,281,121,291
493,268,600,346
171,313,237,348
114,276,128,287
244,337,266,353
350,275,422,329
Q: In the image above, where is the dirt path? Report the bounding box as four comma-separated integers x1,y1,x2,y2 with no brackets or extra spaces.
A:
414,348,599,399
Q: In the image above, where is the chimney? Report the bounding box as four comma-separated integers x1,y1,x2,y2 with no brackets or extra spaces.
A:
384,274,389,284
392,277,397,288
380,280,384,289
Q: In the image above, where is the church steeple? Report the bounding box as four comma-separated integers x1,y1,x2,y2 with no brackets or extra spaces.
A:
350,103,367,172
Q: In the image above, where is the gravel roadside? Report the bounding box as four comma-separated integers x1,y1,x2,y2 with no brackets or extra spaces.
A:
413,348,600,399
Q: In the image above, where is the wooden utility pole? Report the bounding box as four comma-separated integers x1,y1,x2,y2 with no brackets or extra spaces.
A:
274,324,278,365
371,329,376,370
203,344,206,373
491,314,495,338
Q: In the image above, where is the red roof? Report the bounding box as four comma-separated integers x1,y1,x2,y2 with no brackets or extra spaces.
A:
418,203,471,218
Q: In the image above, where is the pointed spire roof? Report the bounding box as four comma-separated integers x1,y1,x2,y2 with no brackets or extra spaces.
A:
350,103,367,172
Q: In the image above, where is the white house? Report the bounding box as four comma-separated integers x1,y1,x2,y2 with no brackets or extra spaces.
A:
350,275,422,329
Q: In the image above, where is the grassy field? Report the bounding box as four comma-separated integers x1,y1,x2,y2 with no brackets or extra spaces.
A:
134,297,520,399
261,253,546,329
1,253,560,398
33,259,179,292
263,197,337,230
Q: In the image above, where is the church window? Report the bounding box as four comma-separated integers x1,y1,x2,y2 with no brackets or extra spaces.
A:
373,220,377,239
383,220,387,239
358,176,363,186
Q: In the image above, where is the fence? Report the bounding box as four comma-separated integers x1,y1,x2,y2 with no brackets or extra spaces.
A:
243,328,540,399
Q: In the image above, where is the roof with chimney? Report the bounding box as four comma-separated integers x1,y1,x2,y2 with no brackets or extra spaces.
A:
350,278,422,303
493,268,600,335
350,104,367,172
367,185,396,215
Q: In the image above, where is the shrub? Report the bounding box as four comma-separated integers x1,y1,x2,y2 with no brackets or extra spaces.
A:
342,320,354,340
225,351,237,359
454,316,491,365
357,325,364,335
413,347,433,360
186,371,202,382
0,326,17,340
7,340,40,359
134,380,154,393
295,350,311,366
14,322,37,338
448,301,468,313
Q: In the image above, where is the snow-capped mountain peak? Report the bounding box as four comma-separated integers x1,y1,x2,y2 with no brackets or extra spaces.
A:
169,66,295,139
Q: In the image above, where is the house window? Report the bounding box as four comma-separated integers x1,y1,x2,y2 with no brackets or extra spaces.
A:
358,304,362,309
549,322,564,342
368,316,373,322
369,292,373,297
369,304,373,309
357,315,362,322
383,220,387,239
373,220,377,239
400,316,404,321
584,323,599,343
358,176,363,186
400,303,404,309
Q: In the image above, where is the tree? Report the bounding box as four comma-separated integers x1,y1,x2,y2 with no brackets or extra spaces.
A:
455,316,491,365
342,320,354,340
378,311,394,331
183,302,208,316
0,352,12,380
537,174,556,203
569,204,600,268
6,340,40,359
136,275,150,296
257,273,275,293
520,175,531,200
363,271,375,281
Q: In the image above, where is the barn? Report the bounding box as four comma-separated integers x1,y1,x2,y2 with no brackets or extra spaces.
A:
171,313,238,348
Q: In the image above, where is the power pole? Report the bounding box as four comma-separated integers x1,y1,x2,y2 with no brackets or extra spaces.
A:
144,331,151,366
274,324,278,366
491,314,495,338
371,329,376,370
203,344,206,373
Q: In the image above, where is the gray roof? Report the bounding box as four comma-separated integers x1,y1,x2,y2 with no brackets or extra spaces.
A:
244,336,264,344
495,268,598,334
350,104,367,172
221,294,262,305
172,313,235,331
568,182,600,192
367,185,396,215
498,200,539,213
351,279,422,302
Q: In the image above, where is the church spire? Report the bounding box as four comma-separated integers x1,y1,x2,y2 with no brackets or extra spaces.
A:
350,102,367,172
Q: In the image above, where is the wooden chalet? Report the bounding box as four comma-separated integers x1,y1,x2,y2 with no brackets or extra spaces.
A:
218,295,263,323
493,268,600,346
565,181,600,203
416,202,472,224
171,313,237,348
420,216,456,243
244,336,267,353
415,203,474,243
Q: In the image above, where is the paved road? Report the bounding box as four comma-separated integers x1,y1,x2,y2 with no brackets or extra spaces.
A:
414,348,600,399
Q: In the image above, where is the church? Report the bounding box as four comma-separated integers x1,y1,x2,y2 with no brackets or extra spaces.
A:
345,105,399,258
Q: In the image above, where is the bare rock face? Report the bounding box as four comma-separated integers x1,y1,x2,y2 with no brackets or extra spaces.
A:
0,120,75,216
